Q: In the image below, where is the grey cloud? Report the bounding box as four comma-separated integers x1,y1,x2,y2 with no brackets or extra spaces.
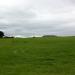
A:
0,0,75,37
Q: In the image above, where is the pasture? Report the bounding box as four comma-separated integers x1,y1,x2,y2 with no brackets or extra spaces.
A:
0,37,75,75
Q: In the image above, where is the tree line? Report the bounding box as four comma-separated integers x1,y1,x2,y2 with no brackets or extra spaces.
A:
0,31,14,38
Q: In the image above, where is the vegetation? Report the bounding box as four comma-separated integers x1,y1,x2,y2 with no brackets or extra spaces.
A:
42,35,57,37
0,37,75,75
0,31,4,38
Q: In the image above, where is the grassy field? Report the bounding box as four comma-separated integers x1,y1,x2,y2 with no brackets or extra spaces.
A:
0,37,75,75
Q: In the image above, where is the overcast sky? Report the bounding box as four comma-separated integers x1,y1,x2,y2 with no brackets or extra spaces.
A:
0,0,75,37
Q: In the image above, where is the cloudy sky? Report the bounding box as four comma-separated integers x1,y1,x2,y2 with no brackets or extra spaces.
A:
0,0,75,37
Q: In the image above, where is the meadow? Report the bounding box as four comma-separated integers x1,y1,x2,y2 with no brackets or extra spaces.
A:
0,37,75,75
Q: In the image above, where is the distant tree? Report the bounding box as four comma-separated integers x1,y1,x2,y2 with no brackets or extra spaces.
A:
4,36,14,38
42,35,57,37
0,31,4,38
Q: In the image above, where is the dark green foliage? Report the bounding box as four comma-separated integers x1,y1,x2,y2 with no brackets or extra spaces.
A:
42,35,57,37
0,31,4,38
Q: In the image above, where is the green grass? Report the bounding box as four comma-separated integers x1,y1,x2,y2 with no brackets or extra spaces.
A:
0,37,75,75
